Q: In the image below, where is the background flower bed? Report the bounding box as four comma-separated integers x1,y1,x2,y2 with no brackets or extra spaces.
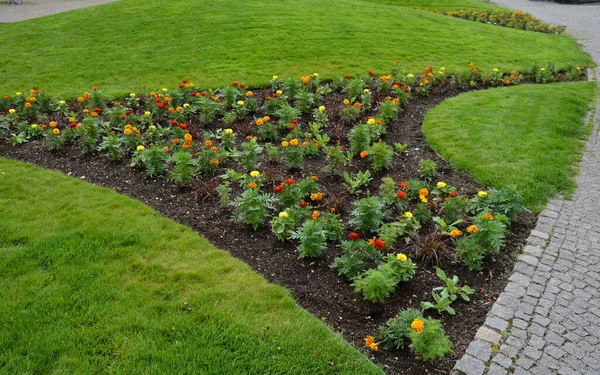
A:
0,65,561,373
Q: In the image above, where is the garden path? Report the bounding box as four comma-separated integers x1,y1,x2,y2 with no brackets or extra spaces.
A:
0,0,119,23
453,1,600,374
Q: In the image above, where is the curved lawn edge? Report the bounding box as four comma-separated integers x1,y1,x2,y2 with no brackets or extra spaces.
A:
422,81,596,213
0,158,383,375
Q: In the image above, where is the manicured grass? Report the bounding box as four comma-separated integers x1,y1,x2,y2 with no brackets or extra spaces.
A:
0,0,592,98
0,158,382,375
423,82,596,212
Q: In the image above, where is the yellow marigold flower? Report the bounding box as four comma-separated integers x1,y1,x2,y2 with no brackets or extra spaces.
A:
136,145,145,151
49,121,57,128
248,182,258,189
279,211,289,218
163,147,169,153
276,90,283,95
52,128,60,135
437,182,447,188
405,212,413,218
484,213,494,221
407,73,414,78
343,99,350,105
289,139,299,146
318,105,325,111
144,111,151,116
369,343,379,351
8,109,16,114
478,191,488,197
363,89,370,93
420,195,428,203
30,124,37,129
310,192,323,201
16,92,22,96
59,100,66,105
237,100,244,106
183,103,190,108
467,225,479,233
449,229,463,238
493,68,499,73
130,93,136,97
263,116,270,122
396,253,408,261
123,128,132,136
256,119,264,126
224,128,233,134
281,140,289,147
313,73,319,77
189,83,195,88
411,319,425,333
246,91,253,97
162,88,168,92
250,170,260,177
272,75,278,79
540,68,545,71
149,125,156,130
209,159,219,166
367,118,375,125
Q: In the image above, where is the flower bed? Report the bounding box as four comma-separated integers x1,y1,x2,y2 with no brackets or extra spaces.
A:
0,62,584,373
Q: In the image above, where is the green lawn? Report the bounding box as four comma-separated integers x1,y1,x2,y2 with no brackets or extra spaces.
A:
423,81,596,212
0,0,592,98
0,158,382,374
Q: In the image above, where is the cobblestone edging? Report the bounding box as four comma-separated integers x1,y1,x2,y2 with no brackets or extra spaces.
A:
452,70,600,375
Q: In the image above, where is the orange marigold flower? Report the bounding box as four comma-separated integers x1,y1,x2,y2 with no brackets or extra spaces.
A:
90,112,98,117
310,192,323,201
419,188,429,197
77,97,84,103
353,102,361,109
449,191,458,198
360,150,368,159
264,116,271,122
83,92,90,100
82,109,89,114
163,147,169,153
173,139,180,145
365,336,375,347
397,191,407,200
211,146,217,152
285,177,295,185
310,210,320,220
343,99,350,105
209,159,219,166
399,181,408,189
123,128,132,136
256,119,264,126
411,319,425,333
168,107,175,113
182,141,191,149
49,121,57,128
52,128,60,135
91,85,99,90
467,225,479,233
289,138,299,146
246,135,253,140
484,213,494,221
24,102,31,108
203,139,212,147
311,175,318,181
248,182,258,189
449,229,463,238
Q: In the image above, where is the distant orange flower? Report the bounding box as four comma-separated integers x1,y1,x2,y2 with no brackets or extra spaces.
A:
203,139,212,147
419,188,429,197
248,182,258,189
360,150,368,159
182,141,191,149
309,210,320,220
484,213,494,221
353,102,361,109
467,225,479,233
163,147,169,153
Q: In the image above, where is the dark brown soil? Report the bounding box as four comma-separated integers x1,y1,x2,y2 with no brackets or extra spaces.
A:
0,83,537,375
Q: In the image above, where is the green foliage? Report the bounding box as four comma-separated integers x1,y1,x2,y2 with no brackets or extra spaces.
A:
455,212,508,270
442,196,470,223
331,239,382,280
475,185,527,222
367,141,394,172
99,133,123,161
408,318,453,362
352,254,415,302
420,289,455,315
350,196,386,232
291,219,328,258
433,267,475,302
270,211,297,241
377,308,424,350
378,99,400,124
343,170,372,195
281,142,303,169
230,188,276,230
324,144,347,175
418,159,436,182
413,202,432,225
169,150,196,186
348,123,379,154
240,137,263,171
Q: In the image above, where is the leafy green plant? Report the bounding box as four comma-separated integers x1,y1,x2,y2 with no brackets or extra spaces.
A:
433,267,475,302
331,237,382,280
352,253,415,302
230,188,276,230
377,308,424,350
367,141,394,172
350,196,386,232
291,218,328,258
324,144,347,175
420,289,455,315
343,170,372,195
408,318,453,362
169,149,197,185
280,139,303,169
99,133,123,161
418,159,436,182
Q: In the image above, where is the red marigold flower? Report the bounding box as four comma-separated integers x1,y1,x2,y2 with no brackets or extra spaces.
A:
69,123,77,128
344,74,350,79
125,110,132,115
349,232,360,241
374,238,386,250
273,93,279,98
232,81,238,86
285,178,295,185
399,181,409,189
449,191,458,198
288,125,295,131
274,184,284,193
368,70,375,77
179,124,188,130
292,119,298,124
240,83,246,89
404,87,410,93
299,201,307,208
169,120,178,126
397,191,407,200
119,115,126,120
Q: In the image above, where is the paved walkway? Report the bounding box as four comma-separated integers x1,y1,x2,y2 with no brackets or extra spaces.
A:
0,0,119,23
453,1,600,375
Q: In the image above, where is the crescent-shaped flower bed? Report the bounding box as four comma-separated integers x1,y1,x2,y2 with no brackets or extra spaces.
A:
0,61,586,374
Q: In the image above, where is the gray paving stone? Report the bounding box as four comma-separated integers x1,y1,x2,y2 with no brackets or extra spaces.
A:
453,354,486,375
465,340,492,362
485,316,509,332
486,364,508,375
491,353,512,369
475,326,501,344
